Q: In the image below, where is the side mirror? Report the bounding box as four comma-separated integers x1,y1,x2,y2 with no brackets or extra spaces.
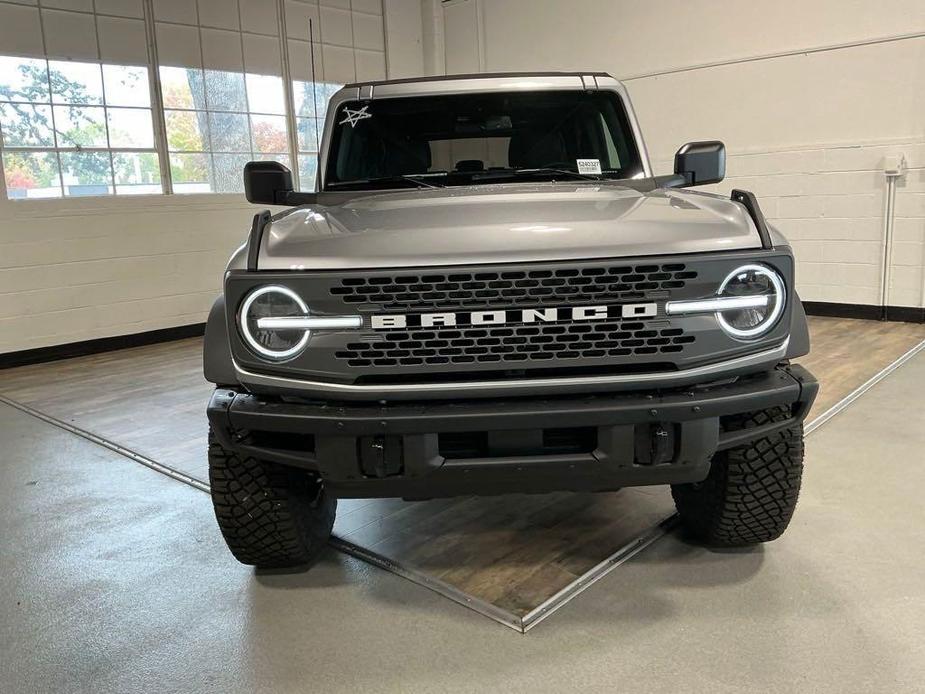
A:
243,160,294,205
673,141,725,186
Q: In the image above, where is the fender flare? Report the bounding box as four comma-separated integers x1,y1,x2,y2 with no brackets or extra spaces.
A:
786,291,811,360
203,295,238,386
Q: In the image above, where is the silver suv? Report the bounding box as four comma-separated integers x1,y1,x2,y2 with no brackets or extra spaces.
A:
203,72,817,569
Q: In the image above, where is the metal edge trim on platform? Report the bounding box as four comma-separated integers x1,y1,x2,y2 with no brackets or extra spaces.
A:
0,395,210,493
0,392,524,632
804,338,925,436
514,336,925,628
3,335,923,632
330,536,526,633
521,516,677,632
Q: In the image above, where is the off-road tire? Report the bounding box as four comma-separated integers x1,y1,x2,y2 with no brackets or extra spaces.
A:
671,406,804,546
208,430,336,568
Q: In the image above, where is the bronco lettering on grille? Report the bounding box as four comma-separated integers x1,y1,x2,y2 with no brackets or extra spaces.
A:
370,303,658,330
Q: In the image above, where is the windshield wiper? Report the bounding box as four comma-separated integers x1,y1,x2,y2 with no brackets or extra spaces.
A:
471,167,601,183
327,174,444,190
514,167,602,181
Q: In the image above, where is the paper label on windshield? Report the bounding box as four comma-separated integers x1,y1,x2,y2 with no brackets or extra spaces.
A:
577,158,602,175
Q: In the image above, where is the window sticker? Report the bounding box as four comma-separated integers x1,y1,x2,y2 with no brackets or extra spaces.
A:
340,105,372,128
576,158,602,175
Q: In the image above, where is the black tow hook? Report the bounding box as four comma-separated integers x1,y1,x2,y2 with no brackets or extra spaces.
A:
635,423,675,466
358,435,404,478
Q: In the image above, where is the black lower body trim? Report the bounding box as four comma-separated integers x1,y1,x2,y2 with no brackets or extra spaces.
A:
208,365,818,499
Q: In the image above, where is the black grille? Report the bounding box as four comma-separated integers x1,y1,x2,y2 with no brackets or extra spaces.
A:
335,321,696,368
330,263,697,311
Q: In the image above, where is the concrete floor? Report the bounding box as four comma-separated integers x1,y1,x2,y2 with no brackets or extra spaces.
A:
2,354,925,693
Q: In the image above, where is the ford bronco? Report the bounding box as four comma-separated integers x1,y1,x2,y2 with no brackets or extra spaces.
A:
203,72,818,568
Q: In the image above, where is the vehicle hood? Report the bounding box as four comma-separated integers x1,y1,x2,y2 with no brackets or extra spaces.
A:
254,183,764,270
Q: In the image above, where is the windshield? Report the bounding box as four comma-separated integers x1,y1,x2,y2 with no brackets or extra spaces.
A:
323,90,645,191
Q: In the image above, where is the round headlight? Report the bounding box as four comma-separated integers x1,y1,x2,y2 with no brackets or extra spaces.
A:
239,285,310,360
716,264,785,338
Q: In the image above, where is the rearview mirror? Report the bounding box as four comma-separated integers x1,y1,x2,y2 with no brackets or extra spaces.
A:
673,141,725,186
243,160,294,205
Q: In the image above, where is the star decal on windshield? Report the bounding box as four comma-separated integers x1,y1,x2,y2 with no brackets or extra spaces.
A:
339,105,372,128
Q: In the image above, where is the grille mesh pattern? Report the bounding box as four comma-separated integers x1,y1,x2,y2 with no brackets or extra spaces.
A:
330,263,697,311
335,322,696,368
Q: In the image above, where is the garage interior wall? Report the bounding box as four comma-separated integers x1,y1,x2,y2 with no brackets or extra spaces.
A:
436,0,925,310
0,0,422,355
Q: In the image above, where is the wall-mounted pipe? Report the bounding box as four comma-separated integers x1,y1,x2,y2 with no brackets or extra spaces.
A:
879,154,906,319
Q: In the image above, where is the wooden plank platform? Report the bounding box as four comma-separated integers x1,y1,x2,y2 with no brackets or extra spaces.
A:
2,316,923,618
336,487,672,615
795,317,925,413
0,339,210,478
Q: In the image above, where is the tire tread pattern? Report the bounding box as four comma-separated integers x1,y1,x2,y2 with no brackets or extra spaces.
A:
672,406,804,546
208,430,336,568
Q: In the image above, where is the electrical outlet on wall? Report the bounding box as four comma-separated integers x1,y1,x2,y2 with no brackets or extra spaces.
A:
882,154,906,178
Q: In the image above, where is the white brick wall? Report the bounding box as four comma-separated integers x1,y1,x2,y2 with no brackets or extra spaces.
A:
0,196,260,353
721,141,920,306
651,139,925,307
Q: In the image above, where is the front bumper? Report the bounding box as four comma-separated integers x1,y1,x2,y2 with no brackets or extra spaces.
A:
208,364,817,499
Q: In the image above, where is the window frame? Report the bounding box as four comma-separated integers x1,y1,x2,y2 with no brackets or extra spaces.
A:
0,1,386,204
0,57,162,200
292,79,342,192
160,66,292,195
